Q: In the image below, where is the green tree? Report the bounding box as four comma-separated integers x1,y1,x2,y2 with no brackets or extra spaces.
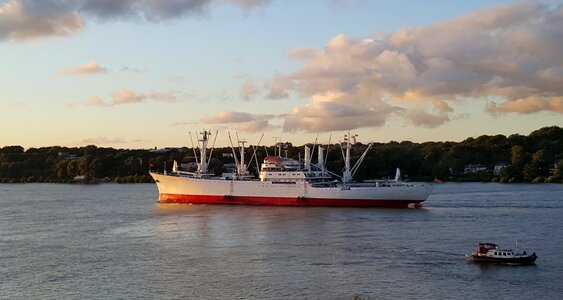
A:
89,158,102,179
511,145,529,168
66,160,77,178
55,160,69,179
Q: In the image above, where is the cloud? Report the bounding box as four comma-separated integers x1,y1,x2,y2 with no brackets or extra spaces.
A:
83,96,107,107
269,1,563,132
74,136,127,145
5,100,26,108
201,110,273,123
200,110,276,132
0,0,271,42
80,0,212,21
487,96,563,114
112,88,147,105
0,0,85,41
170,120,198,126
239,79,259,100
283,93,402,132
58,60,106,75
266,74,294,99
80,0,271,21
407,109,450,128
68,87,177,107
168,75,187,83
288,47,318,60
236,119,271,132
227,0,271,9
121,66,148,73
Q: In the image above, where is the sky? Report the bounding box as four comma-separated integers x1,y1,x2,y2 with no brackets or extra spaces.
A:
1,0,562,149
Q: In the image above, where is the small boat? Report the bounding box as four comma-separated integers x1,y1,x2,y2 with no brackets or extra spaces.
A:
467,242,537,265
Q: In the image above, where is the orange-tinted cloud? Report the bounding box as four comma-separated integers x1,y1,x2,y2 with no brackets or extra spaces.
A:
200,110,277,132
288,47,318,60
239,79,259,101
68,88,177,107
74,137,127,145
269,1,563,132
488,96,563,114
58,60,106,75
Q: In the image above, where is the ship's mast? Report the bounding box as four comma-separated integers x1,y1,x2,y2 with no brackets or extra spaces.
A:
341,132,370,184
238,139,247,175
304,145,311,171
317,146,325,172
342,132,353,183
199,130,209,174
228,132,254,177
272,137,281,157
189,130,216,176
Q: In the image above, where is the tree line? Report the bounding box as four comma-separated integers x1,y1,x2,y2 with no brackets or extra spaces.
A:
0,126,561,184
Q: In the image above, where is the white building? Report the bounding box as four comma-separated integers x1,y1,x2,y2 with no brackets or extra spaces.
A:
464,164,488,174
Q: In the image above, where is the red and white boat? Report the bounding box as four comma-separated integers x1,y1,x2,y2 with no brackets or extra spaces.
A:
467,242,537,265
150,131,432,208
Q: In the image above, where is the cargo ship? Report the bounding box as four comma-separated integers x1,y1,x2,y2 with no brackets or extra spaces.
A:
149,131,432,208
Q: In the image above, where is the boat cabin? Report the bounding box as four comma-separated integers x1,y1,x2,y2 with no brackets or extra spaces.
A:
259,156,331,183
476,243,524,258
477,243,498,254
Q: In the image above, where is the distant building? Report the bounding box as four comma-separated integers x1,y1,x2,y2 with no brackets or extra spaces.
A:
58,152,81,161
149,147,181,154
464,164,488,174
549,161,560,175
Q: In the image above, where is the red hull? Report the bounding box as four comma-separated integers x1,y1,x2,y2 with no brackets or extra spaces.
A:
159,193,424,208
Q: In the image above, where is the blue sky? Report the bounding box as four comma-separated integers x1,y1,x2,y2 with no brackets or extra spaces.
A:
1,0,561,149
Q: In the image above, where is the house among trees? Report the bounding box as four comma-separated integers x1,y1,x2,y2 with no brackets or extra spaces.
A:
58,152,81,161
464,164,488,174
550,161,561,175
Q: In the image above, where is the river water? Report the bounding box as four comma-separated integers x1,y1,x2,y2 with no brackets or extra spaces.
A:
1,183,562,299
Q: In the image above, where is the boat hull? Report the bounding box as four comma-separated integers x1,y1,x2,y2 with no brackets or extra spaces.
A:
469,254,537,265
159,193,423,208
151,172,432,208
